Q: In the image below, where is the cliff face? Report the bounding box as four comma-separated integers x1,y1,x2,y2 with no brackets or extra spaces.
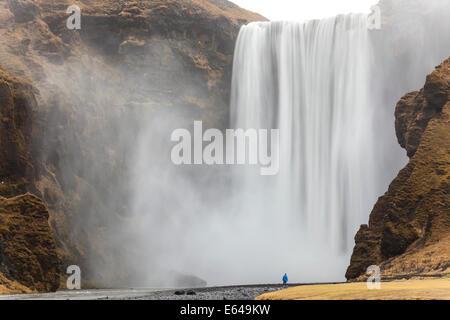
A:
0,68,61,293
346,58,450,281
0,193,61,293
0,67,37,197
0,0,265,288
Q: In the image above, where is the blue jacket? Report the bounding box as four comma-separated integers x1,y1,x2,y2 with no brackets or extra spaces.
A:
283,274,288,282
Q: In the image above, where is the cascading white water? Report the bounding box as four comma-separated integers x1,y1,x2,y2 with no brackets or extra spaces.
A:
229,14,377,274
129,13,383,286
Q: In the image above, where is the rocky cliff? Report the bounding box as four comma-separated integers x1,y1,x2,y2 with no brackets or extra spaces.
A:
0,67,37,197
0,67,61,293
0,193,61,294
346,57,450,281
0,0,265,289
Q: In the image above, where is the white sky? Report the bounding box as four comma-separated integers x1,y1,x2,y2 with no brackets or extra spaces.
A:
231,0,379,22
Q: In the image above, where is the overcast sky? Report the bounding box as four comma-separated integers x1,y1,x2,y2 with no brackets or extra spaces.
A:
231,0,379,21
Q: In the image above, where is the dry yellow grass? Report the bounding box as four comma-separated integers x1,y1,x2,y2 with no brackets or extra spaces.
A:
256,278,450,300
376,236,450,280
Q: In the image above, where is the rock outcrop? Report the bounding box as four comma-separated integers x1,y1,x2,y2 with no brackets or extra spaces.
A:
0,67,37,197
0,67,62,293
346,57,450,281
0,193,61,293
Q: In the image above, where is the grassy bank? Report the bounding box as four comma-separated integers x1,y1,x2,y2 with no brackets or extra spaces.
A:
256,278,450,300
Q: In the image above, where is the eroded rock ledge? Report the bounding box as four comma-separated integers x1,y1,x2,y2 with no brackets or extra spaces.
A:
346,57,450,281
0,193,61,293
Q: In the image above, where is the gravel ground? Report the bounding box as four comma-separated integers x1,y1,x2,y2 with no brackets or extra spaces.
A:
120,285,287,300
0,284,323,300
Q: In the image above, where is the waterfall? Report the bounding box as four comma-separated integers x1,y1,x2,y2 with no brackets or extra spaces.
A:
129,14,382,286
229,14,377,279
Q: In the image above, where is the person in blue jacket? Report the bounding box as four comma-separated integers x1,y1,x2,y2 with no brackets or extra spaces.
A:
282,273,288,287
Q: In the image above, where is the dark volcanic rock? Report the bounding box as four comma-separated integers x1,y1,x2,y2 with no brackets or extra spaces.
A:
174,290,185,295
346,57,450,281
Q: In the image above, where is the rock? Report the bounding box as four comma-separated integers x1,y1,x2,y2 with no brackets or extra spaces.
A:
174,290,186,295
0,68,38,198
6,0,41,23
186,290,196,295
346,57,450,281
395,61,449,158
0,193,61,293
